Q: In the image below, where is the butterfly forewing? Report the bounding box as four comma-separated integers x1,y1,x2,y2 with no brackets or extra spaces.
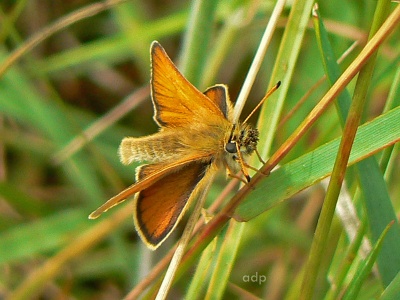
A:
151,42,226,127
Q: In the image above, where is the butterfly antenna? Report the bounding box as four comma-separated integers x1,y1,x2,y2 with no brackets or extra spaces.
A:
242,81,281,124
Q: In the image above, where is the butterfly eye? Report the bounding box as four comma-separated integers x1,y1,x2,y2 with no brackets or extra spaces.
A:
225,142,237,153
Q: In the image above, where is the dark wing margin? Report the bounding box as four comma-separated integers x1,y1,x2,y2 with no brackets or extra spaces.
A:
203,84,232,119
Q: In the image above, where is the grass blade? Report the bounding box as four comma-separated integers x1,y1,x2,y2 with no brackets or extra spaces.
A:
234,106,400,221
313,2,400,287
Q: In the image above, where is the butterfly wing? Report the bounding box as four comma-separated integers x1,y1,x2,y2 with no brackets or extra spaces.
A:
134,160,212,249
88,156,210,220
151,41,226,127
203,84,234,121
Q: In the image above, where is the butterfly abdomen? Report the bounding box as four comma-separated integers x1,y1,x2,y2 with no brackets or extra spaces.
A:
119,133,183,165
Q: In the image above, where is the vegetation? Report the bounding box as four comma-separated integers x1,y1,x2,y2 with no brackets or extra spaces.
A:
0,0,399,299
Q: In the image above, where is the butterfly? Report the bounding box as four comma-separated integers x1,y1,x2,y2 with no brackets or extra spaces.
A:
89,41,280,249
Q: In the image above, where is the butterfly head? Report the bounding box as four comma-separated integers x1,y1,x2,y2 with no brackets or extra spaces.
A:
225,123,259,155
224,123,259,181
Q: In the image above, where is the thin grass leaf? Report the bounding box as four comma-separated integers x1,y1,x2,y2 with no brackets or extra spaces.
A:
380,271,400,300
380,66,400,172
186,237,218,299
205,221,244,299
357,153,400,285
256,0,315,158
0,182,49,217
36,11,187,75
342,221,394,299
325,222,367,300
0,52,113,205
179,0,219,85
313,5,351,123
8,204,132,300
0,209,87,265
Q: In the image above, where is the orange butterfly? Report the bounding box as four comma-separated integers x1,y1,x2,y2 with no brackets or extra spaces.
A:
89,41,280,249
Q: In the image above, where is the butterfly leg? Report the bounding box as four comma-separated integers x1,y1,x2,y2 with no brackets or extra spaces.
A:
241,161,271,180
225,164,249,184
227,172,249,184
253,148,271,177
255,148,265,165
235,143,251,182
243,162,258,172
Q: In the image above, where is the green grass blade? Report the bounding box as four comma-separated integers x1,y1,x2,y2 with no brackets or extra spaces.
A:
234,106,400,221
0,209,87,265
380,271,400,300
205,221,244,299
357,155,400,285
313,5,351,123
257,0,315,158
343,222,394,300
300,1,397,296
179,0,219,85
0,182,49,217
0,52,110,204
185,238,217,299
313,3,400,287
36,11,187,75
325,222,367,300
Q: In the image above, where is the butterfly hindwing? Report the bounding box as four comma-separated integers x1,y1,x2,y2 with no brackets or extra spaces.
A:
133,160,211,249
89,157,210,220
203,84,233,121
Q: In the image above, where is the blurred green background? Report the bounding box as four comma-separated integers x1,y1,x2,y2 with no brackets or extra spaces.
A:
0,0,399,299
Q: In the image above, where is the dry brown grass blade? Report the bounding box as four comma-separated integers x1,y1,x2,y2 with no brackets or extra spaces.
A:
52,84,149,165
0,0,128,78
